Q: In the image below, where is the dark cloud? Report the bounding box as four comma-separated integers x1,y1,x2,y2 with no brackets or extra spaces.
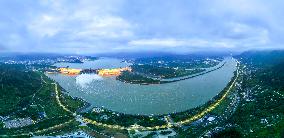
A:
0,0,283,53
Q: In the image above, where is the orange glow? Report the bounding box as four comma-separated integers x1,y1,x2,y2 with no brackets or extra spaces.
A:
98,67,132,77
58,68,82,75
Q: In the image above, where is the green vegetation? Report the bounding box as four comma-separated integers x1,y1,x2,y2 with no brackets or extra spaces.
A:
226,54,284,137
134,55,221,69
58,86,85,113
0,64,42,115
117,56,221,84
83,109,166,127
0,64,84,136
87,123,129,138
170,70,238,122
35,120,80,136
239,50,284,67
175,66,241,137
1,51,283,137
131,64,205,79
117,66,205,85
0,116,73,135
160,130,172,135
211,128,242,138
117,71,161,84
177,51,284,137
144,132,157,138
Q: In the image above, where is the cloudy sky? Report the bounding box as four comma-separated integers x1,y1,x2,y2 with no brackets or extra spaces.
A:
0,0,283,54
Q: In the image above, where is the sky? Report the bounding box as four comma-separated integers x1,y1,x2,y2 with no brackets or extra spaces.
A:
0,0,283,54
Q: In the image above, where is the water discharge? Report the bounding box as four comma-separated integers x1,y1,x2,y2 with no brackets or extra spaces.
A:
76,74,103,87
47,57,237,115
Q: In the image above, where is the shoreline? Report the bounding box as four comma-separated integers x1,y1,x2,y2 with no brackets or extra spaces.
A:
82,62,237,117
117,61,227,85
46,59,236,116
82,61,240,130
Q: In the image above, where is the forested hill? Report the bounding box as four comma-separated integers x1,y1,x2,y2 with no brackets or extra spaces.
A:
0,64,41,115
258,61,284,91
223,50,284,137
237,50,284,91
237,50,284,67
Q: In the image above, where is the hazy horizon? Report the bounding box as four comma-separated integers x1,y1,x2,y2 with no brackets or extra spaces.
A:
1,0,284,54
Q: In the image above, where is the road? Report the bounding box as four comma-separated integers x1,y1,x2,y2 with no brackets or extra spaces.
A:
2,60,239,138
52,82,74,115
0,81,75,137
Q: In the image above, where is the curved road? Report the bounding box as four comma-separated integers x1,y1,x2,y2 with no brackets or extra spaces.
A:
1,60,239,137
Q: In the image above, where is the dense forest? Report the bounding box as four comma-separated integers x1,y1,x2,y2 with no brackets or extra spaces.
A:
0,64,82,136
0,64,42,115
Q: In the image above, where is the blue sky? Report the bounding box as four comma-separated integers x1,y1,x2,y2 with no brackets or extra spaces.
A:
0,0,283,54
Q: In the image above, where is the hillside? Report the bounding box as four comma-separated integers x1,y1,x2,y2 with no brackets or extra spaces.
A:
0,64,41,115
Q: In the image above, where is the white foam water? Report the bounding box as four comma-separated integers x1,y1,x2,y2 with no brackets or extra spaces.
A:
76,74,103,87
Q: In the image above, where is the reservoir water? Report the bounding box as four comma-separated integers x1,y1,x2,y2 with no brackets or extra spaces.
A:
47,57,237,115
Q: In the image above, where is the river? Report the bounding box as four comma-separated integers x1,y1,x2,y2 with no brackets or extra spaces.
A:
47,57,237,115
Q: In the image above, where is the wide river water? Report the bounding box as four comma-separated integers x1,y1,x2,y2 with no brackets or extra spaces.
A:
47,57,237,115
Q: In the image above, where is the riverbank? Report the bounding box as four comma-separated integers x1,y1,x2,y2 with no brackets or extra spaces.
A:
80,60,240,131
117,61,226,85
47,57,237,115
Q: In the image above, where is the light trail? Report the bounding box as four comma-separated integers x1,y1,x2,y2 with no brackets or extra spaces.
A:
53,83,74,115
